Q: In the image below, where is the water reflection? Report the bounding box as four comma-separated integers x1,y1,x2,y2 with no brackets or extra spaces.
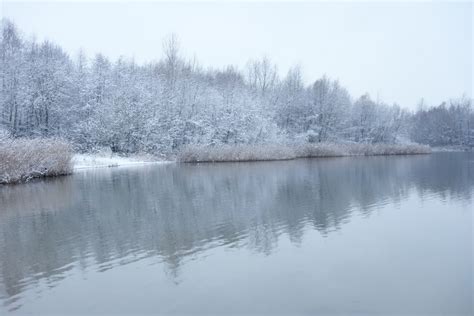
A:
0,152,472,311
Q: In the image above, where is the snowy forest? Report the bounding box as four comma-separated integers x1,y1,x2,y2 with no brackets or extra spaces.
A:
1,19,473,156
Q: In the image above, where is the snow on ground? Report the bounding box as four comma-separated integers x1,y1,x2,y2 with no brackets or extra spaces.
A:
72,154,171,170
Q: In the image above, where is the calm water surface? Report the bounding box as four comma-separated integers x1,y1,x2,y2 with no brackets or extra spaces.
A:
0,153,472,315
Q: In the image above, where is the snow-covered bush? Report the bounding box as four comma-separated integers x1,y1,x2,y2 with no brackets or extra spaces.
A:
0,138,73,184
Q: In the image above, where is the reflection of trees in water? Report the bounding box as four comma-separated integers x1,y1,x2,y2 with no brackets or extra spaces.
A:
0,153,472,303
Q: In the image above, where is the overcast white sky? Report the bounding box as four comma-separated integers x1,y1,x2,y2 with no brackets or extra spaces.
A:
1,0,472,109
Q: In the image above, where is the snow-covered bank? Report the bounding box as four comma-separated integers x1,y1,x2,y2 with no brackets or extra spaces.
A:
1,147,170,184
72,154,171,170
0,139,430,185
178,143,431,163
0,138,73,184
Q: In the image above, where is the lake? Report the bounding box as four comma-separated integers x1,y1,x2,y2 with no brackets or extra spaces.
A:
0,152,472,315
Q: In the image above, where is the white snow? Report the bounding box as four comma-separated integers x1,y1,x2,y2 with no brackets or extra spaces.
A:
72,154,171,170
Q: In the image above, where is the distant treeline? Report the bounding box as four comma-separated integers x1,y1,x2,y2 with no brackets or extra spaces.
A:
1,19,472,155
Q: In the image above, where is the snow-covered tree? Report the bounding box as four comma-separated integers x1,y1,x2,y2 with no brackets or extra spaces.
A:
1,19,470,156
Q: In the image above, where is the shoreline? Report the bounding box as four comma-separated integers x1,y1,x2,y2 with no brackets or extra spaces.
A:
177,143,432,163
177,153,431,164
1,142,433,185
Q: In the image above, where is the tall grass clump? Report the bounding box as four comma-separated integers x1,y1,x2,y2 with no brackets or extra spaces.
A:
178,144,297,162
178,143,431,163
297,143,431,157
0,138,73,184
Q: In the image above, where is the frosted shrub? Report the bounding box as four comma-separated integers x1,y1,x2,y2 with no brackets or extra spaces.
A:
0,138,73,184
